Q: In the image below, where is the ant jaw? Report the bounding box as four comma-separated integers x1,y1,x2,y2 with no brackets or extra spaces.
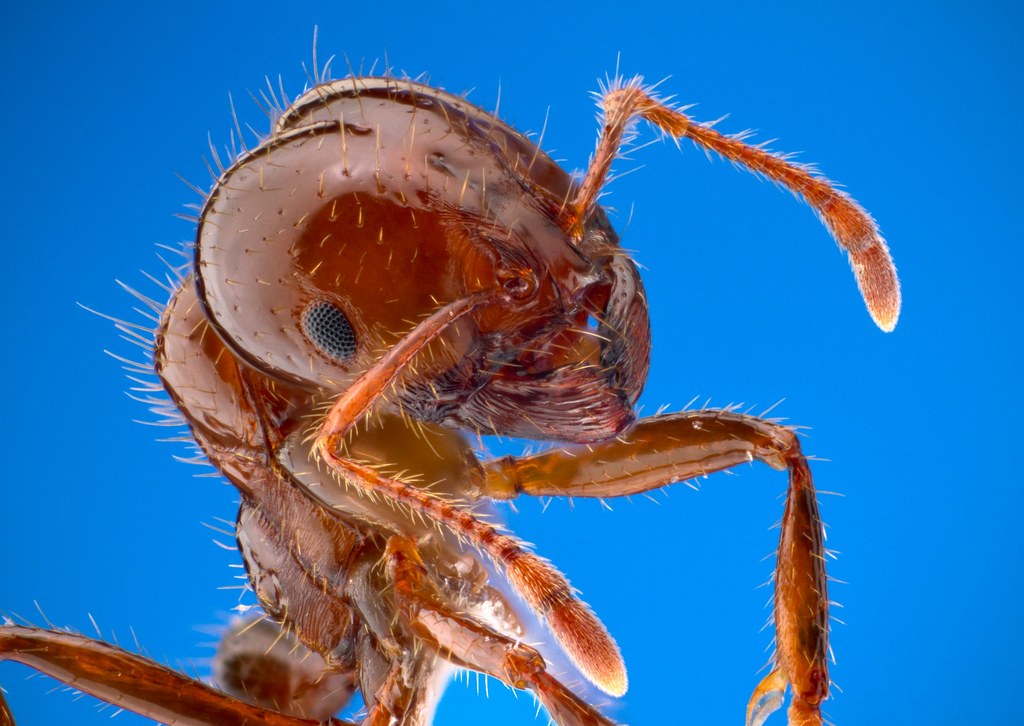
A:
458,359,637,444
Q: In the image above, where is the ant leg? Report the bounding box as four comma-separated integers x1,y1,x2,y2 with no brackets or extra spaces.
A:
383,536,618,726
0,623,355,725
482,410,829,726
0,689,12,726
359,651,448,726
311,295,627,697
359,661,411,726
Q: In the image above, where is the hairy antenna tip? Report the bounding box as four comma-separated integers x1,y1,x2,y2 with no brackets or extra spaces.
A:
548,599,628,697
872,304,900,333
851,243,901,333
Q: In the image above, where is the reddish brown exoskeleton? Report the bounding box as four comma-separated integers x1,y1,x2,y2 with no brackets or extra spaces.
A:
0,71,899,726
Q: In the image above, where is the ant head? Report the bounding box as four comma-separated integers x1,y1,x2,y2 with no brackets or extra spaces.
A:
192,77,651,443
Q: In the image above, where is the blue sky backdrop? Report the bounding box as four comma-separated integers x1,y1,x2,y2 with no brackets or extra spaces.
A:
2,2,1021,724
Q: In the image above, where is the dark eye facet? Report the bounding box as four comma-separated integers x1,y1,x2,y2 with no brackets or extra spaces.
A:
302,301,356,362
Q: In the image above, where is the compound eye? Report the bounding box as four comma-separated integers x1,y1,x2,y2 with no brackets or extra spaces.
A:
302,301,357,362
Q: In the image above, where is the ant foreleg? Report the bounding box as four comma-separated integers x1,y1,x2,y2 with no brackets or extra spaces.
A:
358,650,448,726
482,410,829,726
384,536,618,726
0,688,13,726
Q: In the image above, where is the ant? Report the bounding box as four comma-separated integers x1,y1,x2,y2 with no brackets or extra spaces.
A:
0,70,898,726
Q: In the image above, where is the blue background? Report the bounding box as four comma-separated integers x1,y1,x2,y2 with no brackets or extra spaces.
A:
2,2,1021,724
